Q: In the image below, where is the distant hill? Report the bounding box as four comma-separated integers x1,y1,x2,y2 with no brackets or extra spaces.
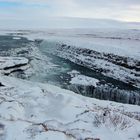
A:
0,17,140,29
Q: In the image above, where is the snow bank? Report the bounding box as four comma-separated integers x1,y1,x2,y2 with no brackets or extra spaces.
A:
69,71,99,87
0,74,140,140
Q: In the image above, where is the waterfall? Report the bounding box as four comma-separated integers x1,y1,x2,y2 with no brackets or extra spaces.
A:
69,84,140,105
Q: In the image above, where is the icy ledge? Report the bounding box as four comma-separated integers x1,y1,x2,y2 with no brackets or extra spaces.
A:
0,57,30,77
0,71,140,139
0,57,29,70
68,70,99,87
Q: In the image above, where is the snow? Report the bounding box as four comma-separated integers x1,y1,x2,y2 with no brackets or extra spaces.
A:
0,57,140,140
4,28,140,60
0,57,30,77
12,37,21,40
69,71,99,87
0,75,140,140
0,29,140,140
46,42,140,88
0,57,28,70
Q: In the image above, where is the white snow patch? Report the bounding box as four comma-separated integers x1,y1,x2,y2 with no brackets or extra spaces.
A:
0,57,28,70
70,74,99,87
0,74,140,140
13,37,21,40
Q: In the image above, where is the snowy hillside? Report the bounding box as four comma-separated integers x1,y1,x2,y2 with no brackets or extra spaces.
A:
0,58,140,140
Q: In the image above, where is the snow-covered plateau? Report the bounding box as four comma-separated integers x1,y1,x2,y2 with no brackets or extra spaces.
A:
0,28,140,140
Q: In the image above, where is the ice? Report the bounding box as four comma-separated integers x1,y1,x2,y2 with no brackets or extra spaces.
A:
0,57,28,70
12,37,21,40
0,74,140,140
70,74,99,87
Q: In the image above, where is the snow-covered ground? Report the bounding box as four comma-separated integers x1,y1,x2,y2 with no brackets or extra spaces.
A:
0,57,28,70
69,70,99,87
0,29,140,140
0,63,140,140
0,57,30,76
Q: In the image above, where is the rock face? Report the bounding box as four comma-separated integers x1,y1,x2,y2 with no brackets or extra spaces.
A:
68,71,140,105
0,123,5,140
0,57,29,70
69,84,140,105
0,82,4,87
0,57,30,77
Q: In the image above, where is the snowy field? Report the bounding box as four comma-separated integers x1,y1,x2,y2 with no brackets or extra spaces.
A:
2,28,140,59
1,29,140,86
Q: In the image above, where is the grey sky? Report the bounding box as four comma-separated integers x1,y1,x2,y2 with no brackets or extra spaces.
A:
0,0,140,29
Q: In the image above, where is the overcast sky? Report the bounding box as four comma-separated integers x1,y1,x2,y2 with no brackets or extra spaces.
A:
0,0,140,28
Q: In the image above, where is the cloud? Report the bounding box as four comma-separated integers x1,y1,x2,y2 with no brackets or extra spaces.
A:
0,0,140,29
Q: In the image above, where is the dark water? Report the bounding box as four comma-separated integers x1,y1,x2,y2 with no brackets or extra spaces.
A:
0,35,31,51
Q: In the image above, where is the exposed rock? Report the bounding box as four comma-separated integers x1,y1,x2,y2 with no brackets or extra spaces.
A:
0,123,5,140
0,82,4,87
0,57,31,78
0,57,29,70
